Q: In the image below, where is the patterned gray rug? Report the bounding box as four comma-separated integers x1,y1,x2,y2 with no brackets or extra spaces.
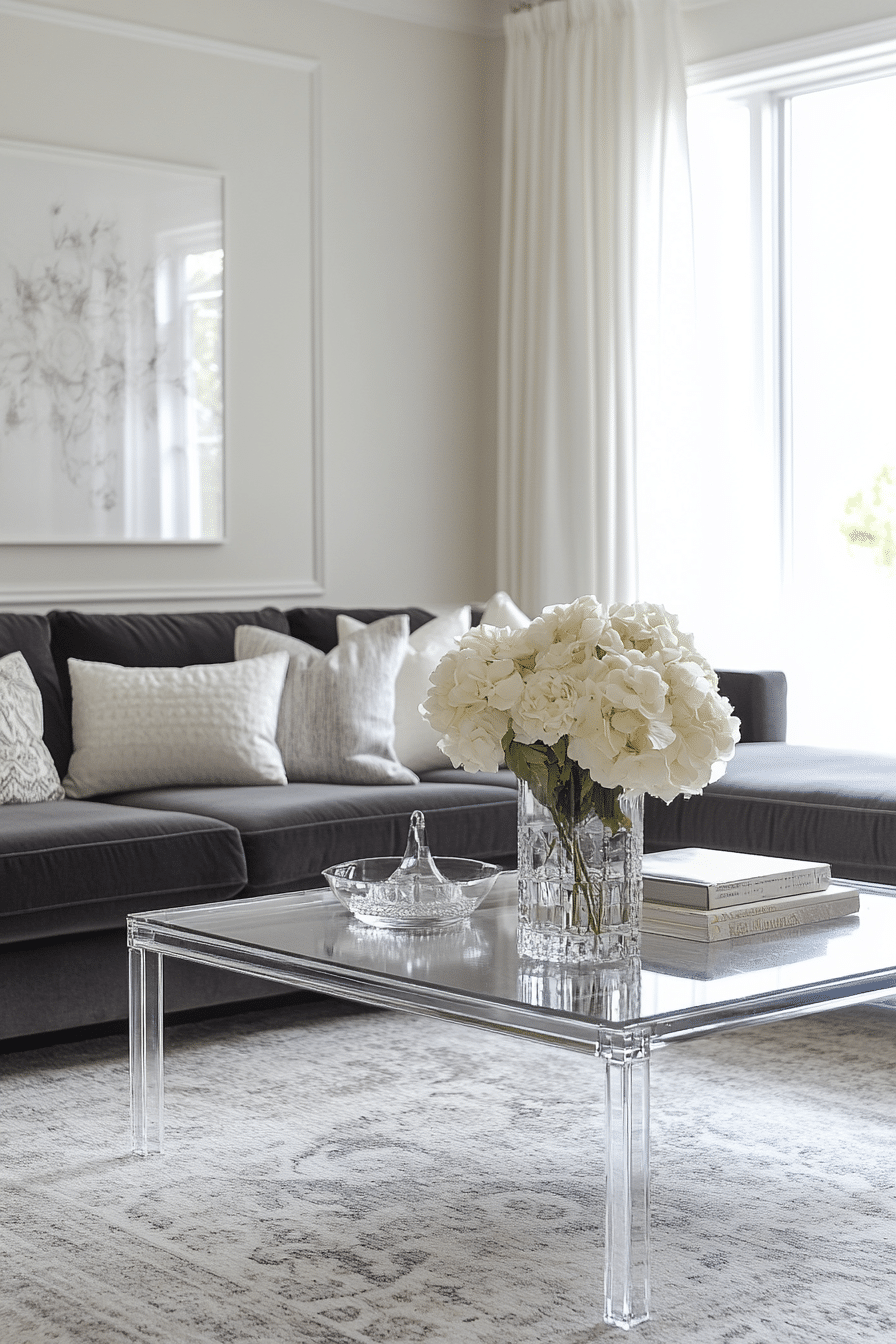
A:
1,998,894,1344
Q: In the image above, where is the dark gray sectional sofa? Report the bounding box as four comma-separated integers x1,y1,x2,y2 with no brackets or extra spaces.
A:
2,605,890,1047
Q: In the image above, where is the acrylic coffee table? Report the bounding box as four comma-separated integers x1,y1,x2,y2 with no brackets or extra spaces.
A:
127,872,896,1330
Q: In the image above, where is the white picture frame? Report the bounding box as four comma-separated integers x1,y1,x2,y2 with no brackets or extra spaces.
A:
0,138,224,543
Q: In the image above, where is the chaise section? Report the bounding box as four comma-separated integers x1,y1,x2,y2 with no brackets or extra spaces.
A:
644,741,896,886
103,780,519,895
0,800,247,944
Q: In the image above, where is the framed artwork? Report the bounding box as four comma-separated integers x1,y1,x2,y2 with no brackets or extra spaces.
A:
0,139,224,543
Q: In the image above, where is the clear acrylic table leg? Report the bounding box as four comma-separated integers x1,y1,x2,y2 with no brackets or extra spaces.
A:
129,945,164,1156
602,1030,651,1329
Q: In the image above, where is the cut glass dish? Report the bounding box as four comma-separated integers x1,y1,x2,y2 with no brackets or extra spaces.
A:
323,810,500,928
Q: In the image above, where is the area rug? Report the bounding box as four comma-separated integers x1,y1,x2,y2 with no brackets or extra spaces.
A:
1,999,894,1344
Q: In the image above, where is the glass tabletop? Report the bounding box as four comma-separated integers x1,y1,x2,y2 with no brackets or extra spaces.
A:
130,872,896,1050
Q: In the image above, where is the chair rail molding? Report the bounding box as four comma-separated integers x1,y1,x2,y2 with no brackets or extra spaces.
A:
0,0,324,607
0,579,324,610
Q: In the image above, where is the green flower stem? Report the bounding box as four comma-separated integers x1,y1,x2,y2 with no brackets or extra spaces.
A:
502,729,632,937
549,802,604,935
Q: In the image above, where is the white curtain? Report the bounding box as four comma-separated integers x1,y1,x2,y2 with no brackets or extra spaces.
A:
497,0,691,616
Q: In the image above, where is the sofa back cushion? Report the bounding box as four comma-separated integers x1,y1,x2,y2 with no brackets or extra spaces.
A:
0,613,71,777
49,607,290,726
714,670,787,744
284,606,435,653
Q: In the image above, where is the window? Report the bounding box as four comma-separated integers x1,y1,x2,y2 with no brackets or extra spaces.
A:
154,224,224,541
640,36,896,752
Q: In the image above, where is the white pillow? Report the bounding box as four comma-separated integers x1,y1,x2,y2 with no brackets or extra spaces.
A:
235,619,418,786
62,653,290,799
337,607,471,773
480,591,530,629
0,651,65,804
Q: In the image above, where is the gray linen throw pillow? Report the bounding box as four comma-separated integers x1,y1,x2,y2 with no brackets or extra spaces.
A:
234,619,418,785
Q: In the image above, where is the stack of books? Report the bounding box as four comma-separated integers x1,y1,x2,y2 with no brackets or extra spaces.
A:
641,848,860,942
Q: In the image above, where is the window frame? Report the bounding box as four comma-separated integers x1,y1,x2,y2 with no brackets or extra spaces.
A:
688,18,896,585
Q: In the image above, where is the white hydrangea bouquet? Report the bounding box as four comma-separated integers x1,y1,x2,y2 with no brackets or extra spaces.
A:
422,597,740,951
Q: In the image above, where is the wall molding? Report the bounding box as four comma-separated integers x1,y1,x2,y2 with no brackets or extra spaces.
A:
0,0,785,47
313,0,740,39
0,0,325,607
313,0,505,38
0,1,319,68
2,579,325,610
688,15,896,90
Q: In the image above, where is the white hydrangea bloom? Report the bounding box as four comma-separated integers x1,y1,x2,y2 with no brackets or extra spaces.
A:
422,598,740,796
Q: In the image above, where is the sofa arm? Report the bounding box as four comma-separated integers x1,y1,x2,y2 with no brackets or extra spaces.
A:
714,670,787,743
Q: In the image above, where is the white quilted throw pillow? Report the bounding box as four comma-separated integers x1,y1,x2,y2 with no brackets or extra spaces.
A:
63,652,290,798
0,651,65,804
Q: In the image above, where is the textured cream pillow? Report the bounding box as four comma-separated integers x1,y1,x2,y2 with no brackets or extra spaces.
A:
63,653,289,799
234,619,418,785
0,651,65,804
481,591,530,629
337,608,471,773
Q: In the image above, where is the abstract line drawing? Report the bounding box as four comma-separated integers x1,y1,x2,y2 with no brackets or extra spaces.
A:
0,142,223,543
0,206,158,512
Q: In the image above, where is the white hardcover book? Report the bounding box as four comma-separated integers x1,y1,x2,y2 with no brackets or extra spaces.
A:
641,847,832,909
641,885,860,943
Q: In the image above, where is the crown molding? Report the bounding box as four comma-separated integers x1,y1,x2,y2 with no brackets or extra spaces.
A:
688,14,896,89
1,0,731,45
311,0,505,37
0,0,319,66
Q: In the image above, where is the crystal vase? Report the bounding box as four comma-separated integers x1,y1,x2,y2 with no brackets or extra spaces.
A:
517,778,644,964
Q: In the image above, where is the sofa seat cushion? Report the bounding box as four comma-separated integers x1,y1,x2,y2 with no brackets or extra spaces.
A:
0,801,247,945
418,767,518,790
105,781,518,895
644,741,896,885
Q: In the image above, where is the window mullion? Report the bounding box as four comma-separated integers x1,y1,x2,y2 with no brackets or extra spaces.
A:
771,92,793,586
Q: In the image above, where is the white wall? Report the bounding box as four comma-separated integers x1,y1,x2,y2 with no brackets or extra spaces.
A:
0,0,494,612
7,0,892,616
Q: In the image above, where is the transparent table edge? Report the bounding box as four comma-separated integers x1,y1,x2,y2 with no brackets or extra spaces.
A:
126,913,896,1047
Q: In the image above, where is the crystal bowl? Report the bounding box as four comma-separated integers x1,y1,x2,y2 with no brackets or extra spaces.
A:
322,856,501,929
